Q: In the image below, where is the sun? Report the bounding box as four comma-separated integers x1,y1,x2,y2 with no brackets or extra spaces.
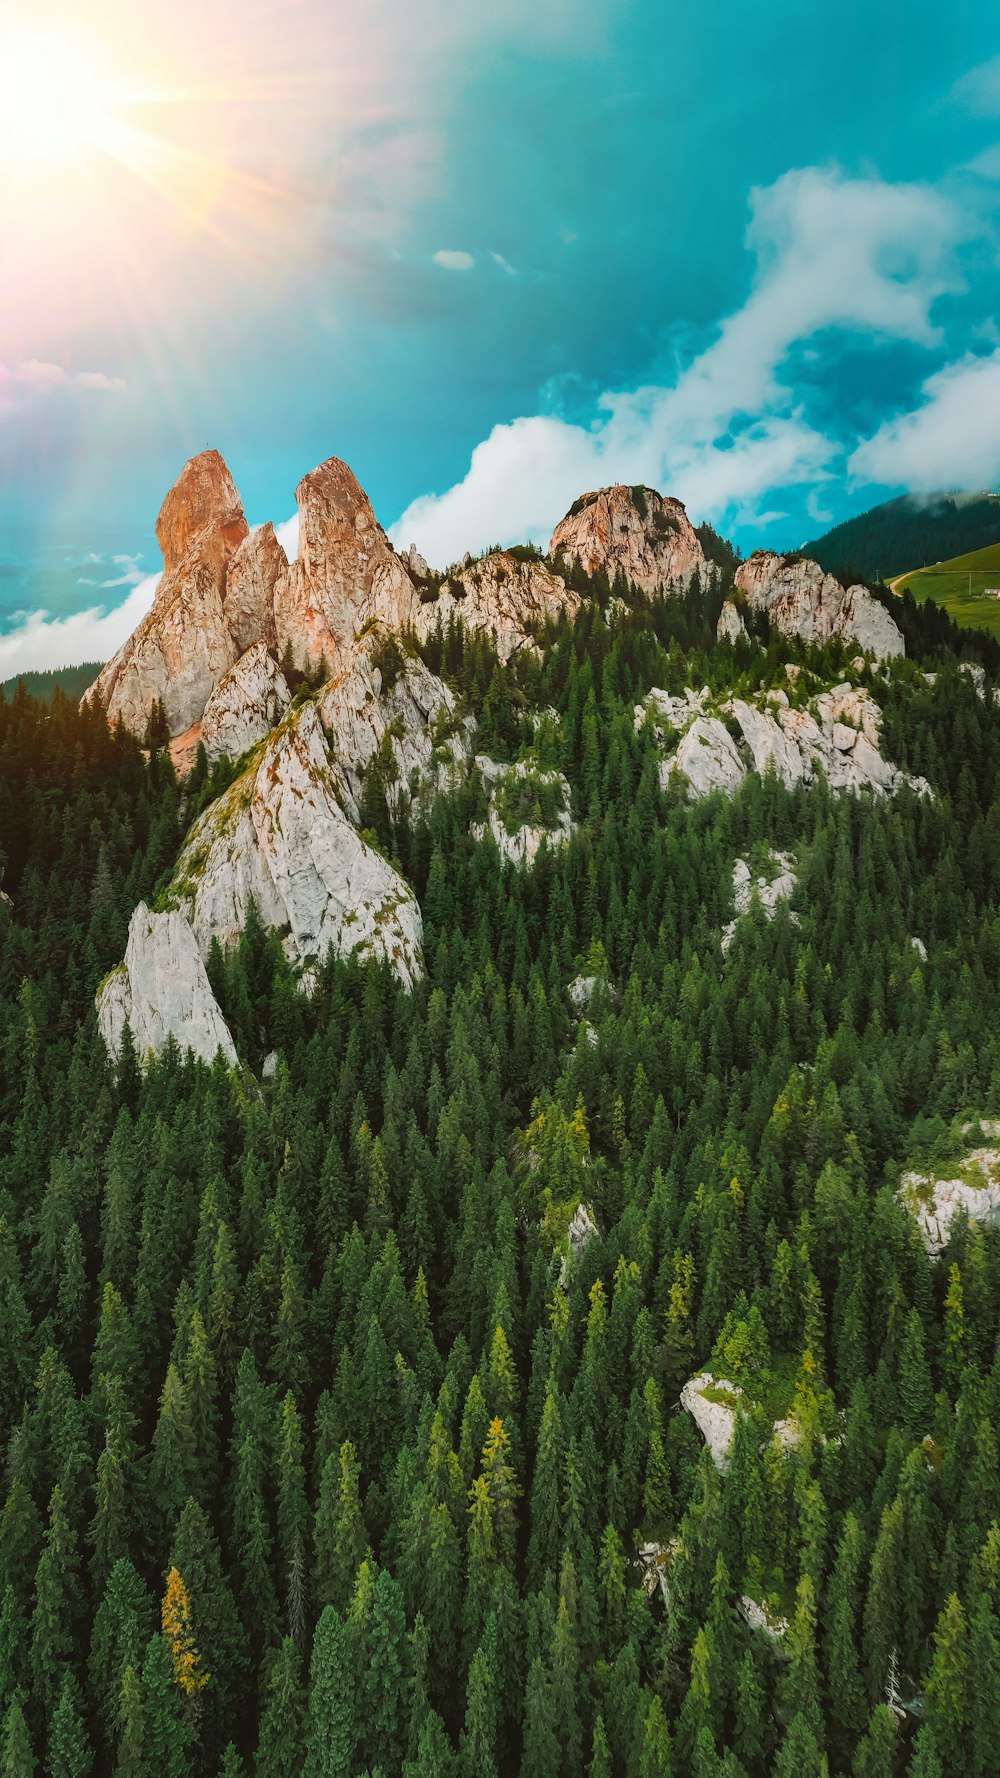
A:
0,22,130,169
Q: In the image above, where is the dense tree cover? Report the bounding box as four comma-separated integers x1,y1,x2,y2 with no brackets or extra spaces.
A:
2,581,1000,1776
803,492,1000,585
1,664,105,705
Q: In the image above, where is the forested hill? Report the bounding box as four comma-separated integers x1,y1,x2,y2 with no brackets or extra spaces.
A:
1,661,104,704
1,574,1000,1778
803,492,1000,582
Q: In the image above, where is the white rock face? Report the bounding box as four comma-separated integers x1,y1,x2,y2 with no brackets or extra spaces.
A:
739,1597,789,1642
474,757,576,865
550,485,706,595
643,680,927,802
911,936,928,962
567,1202,598,1260
318,634,471,820
568,974,599,1015
735,553,904,661
900,1149,1000,1256
403,544,431,582
638,685,710,736
671,718,747,798
417,552,580,663
97,902,237,1067
171,702,423,985
680,1373,741,1472
717,600,748,644
201,643,291,763
721,853,797,952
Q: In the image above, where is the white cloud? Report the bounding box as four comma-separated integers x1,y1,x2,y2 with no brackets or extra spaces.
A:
273,513,300,561
0,359,126,408
965,144,1000,180
490,251,518,275
432,249,475,271
390,165,963,563
849,348,1000,492
0,573,159,678
952,56,1000,116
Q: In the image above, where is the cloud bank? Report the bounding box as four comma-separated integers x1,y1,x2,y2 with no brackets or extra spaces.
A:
849,348,1000,492
390,165,964,563
0,573,159,679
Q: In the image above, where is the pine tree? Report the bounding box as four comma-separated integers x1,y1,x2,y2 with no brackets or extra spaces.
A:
256,1639,305,1778
303,1606,354,1778
46,1675,91,1778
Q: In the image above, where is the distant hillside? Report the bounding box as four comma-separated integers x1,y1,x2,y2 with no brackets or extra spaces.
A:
894,541,1000,638
803,492,1000,582
1,662,102,703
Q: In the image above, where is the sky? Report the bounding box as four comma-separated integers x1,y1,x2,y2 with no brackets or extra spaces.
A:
0,0,998,673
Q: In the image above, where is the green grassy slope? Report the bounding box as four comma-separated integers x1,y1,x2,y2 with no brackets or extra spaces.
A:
895,541,1000,637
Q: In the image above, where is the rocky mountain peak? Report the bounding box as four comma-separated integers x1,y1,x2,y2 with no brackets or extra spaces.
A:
549,483,706,596
273,457,419,670
155,449,247,575
734,551,904,661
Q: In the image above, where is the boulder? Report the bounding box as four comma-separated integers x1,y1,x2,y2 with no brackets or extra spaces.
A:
734,552,904,661
417,551,579,663
273,458,419,672
319,633,471,821
200,643,291,763
717,600,748,645
550,485,706,595
169,702,423,986
97,902,236,1066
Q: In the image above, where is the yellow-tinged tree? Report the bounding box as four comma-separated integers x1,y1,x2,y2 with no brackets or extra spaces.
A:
162,1566,208,1696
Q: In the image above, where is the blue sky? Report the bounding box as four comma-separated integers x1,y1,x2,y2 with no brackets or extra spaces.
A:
0,0,998,671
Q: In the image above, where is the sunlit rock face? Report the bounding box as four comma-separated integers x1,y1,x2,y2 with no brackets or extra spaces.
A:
171,702,423,987
415,551,581,663
97,902,236,1067
273,458,420,672
85,450,250,738
549,484,706,595
734,552,904,661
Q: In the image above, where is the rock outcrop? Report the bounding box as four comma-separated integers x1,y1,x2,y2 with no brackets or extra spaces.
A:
97,903,237,1067
639,681,929,801
87,451,250,737
274,458,419,671
169,702,422,987
900,1147,1000,1256
717,600,748,645
318,634,471,821
735,553,904,661
201,643,291,763
550,484,706,596
224,524,284,655
416,551,579,663
474,757,575,866
721,852,797,952
671,717,747,798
